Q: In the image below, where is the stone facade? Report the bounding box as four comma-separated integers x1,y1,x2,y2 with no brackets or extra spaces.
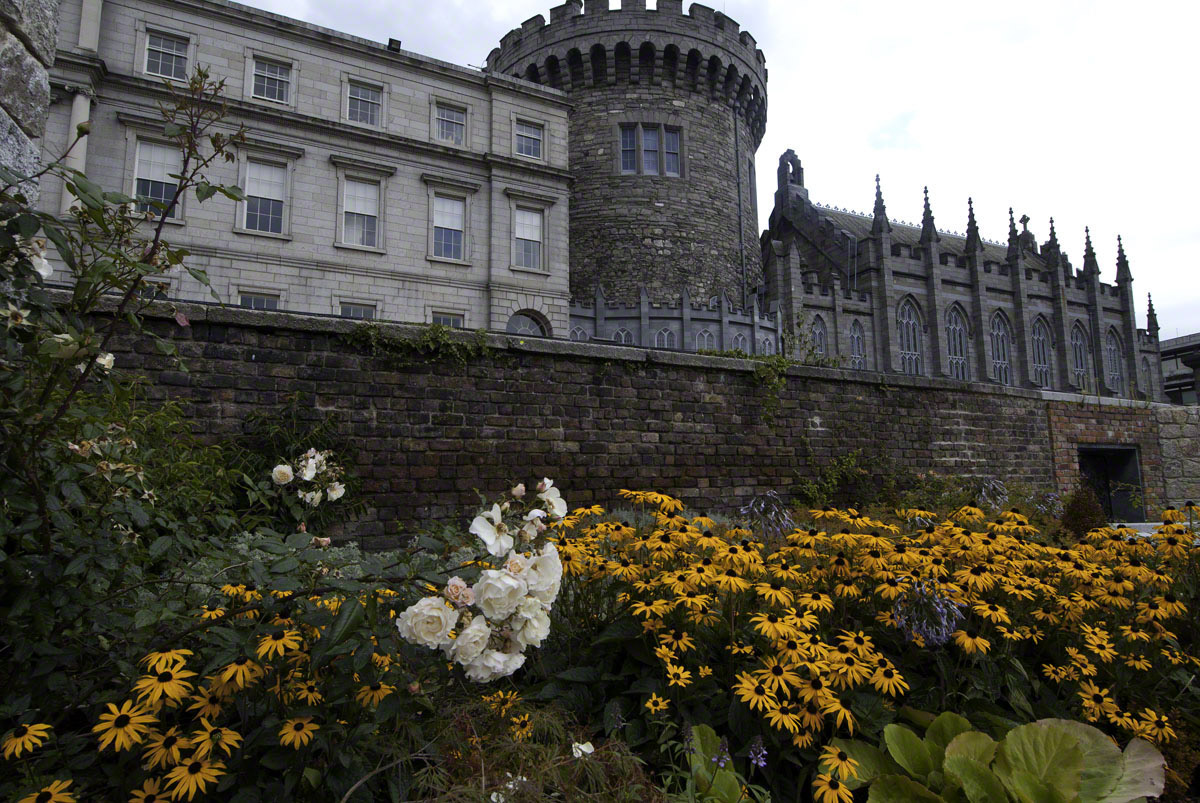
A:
763,154,1164,401
1158,406,1200,506
108,300,1190,540
487,0,766,309
1161,333,1200,404
0,0,59,197
41,0,573,335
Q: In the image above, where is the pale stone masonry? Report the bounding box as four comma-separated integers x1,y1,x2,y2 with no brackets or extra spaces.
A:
0,0,60,197
40,0,573,335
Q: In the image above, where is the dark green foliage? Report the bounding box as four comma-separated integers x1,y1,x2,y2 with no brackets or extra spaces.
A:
1060,484,1110,536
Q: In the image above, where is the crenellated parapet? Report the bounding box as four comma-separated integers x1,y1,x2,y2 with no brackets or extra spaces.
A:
487,0,767,145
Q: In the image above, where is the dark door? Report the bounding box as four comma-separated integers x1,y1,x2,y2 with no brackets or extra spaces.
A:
1078,447,1145,522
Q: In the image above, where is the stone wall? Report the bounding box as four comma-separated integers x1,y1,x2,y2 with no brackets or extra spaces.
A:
0,0,57,193
1158,406,1200,506
106,302,1197,543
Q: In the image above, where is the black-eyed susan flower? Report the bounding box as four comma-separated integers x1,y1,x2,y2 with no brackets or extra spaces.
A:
750,612,798,641
510,713,532,741
754,656,801,694
3,722,51,759
665,663,693,688
140,650,194,674
1078,682,1118,722
94,700,157,751
818,744,859,780
1136,708,1175,743
279,717,319,749
764,700,802,734
644,694,669,714
165,758,225,800
952,628,990,655
733,672,778,712
256,629,302,660
870,666,909,697
293,680,324,705
355,681,395,707
190,719,242,760
659,630,696,653
128,777,167,802
820,695,856,733
142,726,191,769
17,779,74,803
811,771,854,803
218,655,263,689
133,666,197,706
186,687,224,720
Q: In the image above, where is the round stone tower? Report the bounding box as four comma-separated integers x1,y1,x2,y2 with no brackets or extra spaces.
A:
487,0,767,307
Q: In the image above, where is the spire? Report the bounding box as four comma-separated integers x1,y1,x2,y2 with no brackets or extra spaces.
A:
919,186,938,244
964,197,983,253
871,174,891,235
1047,217,1059,251
1082,227,1099,275
1115,235,1132,283
1006,208,1020,260
1147,293,1159,335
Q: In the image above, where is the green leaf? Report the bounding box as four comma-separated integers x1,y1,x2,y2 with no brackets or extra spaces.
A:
866,774,945,803
310,598,363,667
556,666,600,683
1104,736,1165,802
133,608,156,630
258,749,291,771
303,767,321,789
833,737,906,791
163,122,184,137
1008,769,1072,803
945,732,998,766
708,768,742,803
994,722,1083,801
944,756,1008,803
149,536,173,558
884,723,935,781
270,556,300,574
1034,719,1121,802
285,532,312,550
925,712,973,772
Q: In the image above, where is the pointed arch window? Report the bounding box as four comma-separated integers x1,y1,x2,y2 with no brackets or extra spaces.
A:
655,327,677,350
897,299,923,375
1106,330,1124,396
810,316,827,358
759,336,775,355
732,332,748,353
1071,325,1089,390
849,320,865,369
569,326,589,342
1031,319,1052,388
695,328,715,351
612,327,634,345
946,307,969,381
990,313,1013,386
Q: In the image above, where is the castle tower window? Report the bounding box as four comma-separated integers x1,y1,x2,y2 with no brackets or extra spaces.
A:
810,316,827,358
990,313,1013,386
665,131,681,177
436,104,466,146
946,307,969,381
1031,319,1052,389
618,123,683,176
347,82,382,127
1071,324,1090,391
613,327,635,345
514,208,543,270
849,321,866,370
655,327,677,349
620,126,637,173
759,336,775,355
146,32,189,80
642,128,660,174
515,121,543,159
252,59,291,104
732,332,748,352
433,196,465,260
343,179,379,248
244,160,287,234
897,299,923,376
134,141,181,219
696,328,715,351
569,327,589,342
1106,330,1125,396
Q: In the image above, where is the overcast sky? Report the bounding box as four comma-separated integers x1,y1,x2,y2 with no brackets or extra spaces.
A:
246,0,1198,339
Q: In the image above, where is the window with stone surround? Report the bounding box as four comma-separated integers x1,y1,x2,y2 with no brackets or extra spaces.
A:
1106,329,1125,396
849,320,866,369
340,302,376,320
146,32,188,80
240,292,279,310
435,103,466,146
252,58,291,104
946,307,969,380
347,82,382,127
342,178,379,248
618,123,682,176
432,312,465,328
991,312,1013,386
1071,324,1090,390
515,120,543,159
897,299,923,376
134,140,181,219
811,316,827,358
1031,318,1052,388
243,160,287,234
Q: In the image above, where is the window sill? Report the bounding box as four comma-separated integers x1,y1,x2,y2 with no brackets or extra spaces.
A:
513,153,547,165
341,118,386,134
335,241,386,255
426,255,471,268
136,216,186,227
233,226,292,241
509,264,551,277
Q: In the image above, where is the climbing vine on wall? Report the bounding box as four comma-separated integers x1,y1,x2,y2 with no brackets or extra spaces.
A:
342,322,492,371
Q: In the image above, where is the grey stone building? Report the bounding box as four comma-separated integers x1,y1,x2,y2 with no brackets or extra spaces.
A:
1161,333,1200,405
1,0,59,196
40,0,573,335
761,152,1164,401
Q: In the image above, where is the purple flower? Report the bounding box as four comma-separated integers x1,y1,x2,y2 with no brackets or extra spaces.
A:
748,735,768,769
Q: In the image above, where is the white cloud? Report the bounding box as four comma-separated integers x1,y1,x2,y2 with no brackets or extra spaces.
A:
244,0,1199,337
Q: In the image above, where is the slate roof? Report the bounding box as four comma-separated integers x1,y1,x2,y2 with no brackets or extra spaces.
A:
809,204,1014,265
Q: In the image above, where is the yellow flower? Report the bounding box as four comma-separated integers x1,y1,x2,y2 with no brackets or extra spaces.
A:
128,777,166,802
218,656,263,689
510,713,532,741
142,726,191,769
186,687,224,720
93,700,157,751
17,780,74,803
952,628,991,655
659,630,696,653
812,773,854,803
733,672,778,712
755,656,802,694
355,682,395,707
764,700,802,734
870,667,909,697
819,744,860,780
140,650,194,674
256,629,303,660
293,680,324,705
645,694,669,714
1136,708,1176,743
665,663,693,688
133,666,197,706
3,722,51,759
279,717,320,749
165,758,226,800
190,718,242,759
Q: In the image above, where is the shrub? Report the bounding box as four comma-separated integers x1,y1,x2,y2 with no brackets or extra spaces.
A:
1060,484,1110,537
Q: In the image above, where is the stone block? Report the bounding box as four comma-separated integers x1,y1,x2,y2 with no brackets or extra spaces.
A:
0,0,59,66
0,103,39,200
0,27,48,137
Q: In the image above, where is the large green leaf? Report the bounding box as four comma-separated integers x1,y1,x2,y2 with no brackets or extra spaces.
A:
1101,736,1165,802
885,723,935,781
944,756,1008,803
945,731,998,766
925,712,973,771
867,774,945,802
994,723,1083,801
832,737,904,791
1036,719,1121,802
1008,769,1073,803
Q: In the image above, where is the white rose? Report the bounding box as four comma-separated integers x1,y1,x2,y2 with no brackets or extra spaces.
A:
537,485,568,519
301,458,318,481
299,489,323,507
470,503,513,557
511,483,525,499
473,569,528,621
95,352,114,371
326,481,345,501
271,464,294,485
464,648,526,683
526,543,563,605
444,576,475,607
503,550,530,579
512,600,551,649
396,596,458,649
449,615,491,666
572,742,594,758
